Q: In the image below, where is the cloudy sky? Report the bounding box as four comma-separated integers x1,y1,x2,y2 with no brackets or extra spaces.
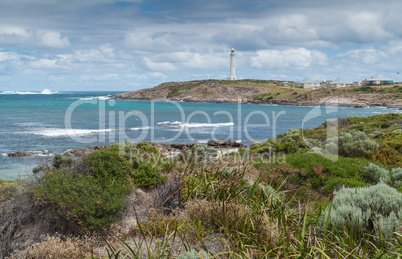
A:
1,0,402,91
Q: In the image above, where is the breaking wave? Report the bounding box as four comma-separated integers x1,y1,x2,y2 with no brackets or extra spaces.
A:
26,127,150,137
78,95,112,101
157,121,235,128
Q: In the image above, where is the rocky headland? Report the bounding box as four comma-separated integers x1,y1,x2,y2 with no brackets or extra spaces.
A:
114,79,402,108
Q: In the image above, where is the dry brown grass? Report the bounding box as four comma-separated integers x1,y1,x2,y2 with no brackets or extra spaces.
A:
7,234,105,259
179,199,278,244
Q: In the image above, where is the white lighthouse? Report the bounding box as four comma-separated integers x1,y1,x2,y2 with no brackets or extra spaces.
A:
230,48,236,80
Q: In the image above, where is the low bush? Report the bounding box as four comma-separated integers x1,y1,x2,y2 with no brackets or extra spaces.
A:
52,154,74,169
285,153,369,193
132,163,167,188
182,199,278,244
0,180,19,203
32,165,46,174
81,147,132,180
391,168,402,188
35,169,132,231
176,249,210,259
322,177,368,194
34,147,133,231
364,163,390,183
323,183,402,239
334,131,379,158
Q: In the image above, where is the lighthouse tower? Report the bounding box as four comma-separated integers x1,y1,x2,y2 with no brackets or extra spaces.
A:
230,48,236,80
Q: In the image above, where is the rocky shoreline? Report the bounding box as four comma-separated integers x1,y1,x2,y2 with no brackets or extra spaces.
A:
6,139,245,158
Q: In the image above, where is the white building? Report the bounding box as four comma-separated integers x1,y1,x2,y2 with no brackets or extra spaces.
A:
323,77,352,88
229,48,236,80
364,74,393,85
295,77,320,90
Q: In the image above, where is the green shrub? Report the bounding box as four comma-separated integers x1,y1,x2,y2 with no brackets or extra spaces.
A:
136,141,159,154
337,131,379,158
132,163,167,188
52,154,74,169
391,168,402,187
34,147,133,231
192,144,217,156
260,184,285,202
286,153,370,193
274,142,298,154
117,141,161,169
364,163,390,183
393,128,402,134
176,249,210,259
181,144,218,163
250,142,262,152
35,169,132,231
32,165,45,174
323,183,402,238
322,177,368,194
82,147,132,180
276,129,302,144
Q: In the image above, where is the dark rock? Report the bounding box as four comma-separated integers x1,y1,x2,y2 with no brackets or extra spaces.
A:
64,145,109,157
207,139,244,148
7,152,34,157
170,143,194,150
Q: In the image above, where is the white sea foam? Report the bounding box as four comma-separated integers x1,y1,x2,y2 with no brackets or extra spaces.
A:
26,150,54,157
1,91,39,95
128,126,151,131
79,95,111,101
28,127,149,137
194,139,209,143
0,89,58,95
30,128,113,137
40,89,58,94
157,121,235,128
2,151,54,157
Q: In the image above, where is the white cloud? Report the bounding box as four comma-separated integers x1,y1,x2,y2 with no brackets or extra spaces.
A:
124,31,176,51
99,44,115,59
126,72,167,80
250,48,328,69
39,32,70,48
80,74,119,81
143,57,176,71
29,58,57,69
346,12,393,42
0,26,32,45
0,51,19,62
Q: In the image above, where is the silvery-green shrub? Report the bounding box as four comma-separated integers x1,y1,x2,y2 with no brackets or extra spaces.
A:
176,249,210,259
391,168,402,188
338,130,379,158
392,128,402,134
277,129,301,144
324,142,338,155
323,183,402,238
364,163,390,183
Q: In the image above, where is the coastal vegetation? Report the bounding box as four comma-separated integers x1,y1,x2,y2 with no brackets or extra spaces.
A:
0,113,401,258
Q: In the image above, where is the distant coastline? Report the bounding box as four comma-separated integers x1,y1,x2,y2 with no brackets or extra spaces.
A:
113,79,402,108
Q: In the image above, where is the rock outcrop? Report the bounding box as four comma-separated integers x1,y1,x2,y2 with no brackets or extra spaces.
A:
207,139,244,148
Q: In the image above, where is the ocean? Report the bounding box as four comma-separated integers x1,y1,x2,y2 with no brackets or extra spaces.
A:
1,90,400,180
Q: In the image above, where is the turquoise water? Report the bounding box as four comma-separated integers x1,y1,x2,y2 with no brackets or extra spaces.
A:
1,90,400,180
